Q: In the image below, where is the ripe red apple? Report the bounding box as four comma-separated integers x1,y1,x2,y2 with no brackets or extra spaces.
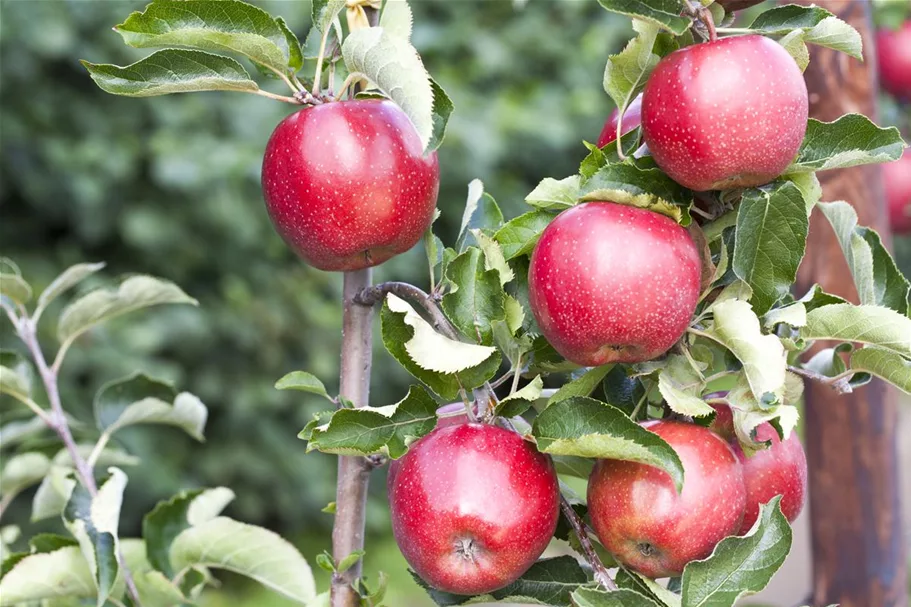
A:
641,35,808,191
884,149,911,234
597,94,642,148
388,423,559,595
709,403,808,535
587,420,746,577
261,99,439,271
528,202,701,366
387,403,469,490
877,22,911,100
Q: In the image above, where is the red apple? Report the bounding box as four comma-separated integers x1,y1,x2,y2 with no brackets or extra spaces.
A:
709,403,808,535
387,403,469,490
877,22,911,100
597,94,642,148
261,99,439,271
388,423,559,595
884,149,911,234
528,202,701,366
587,420,746,578
641,35,808,191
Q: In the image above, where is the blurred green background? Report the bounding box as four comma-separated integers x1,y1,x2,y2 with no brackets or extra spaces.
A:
0,1,908,605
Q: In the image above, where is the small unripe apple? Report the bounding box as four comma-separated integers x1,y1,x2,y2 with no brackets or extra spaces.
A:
261,99,439,271
884,150,911,234
388,423,560,595
587,420,746,578
709,403,807,534
877,22,911,100
597,94,642,148
641,35,808,191
528,202,701,366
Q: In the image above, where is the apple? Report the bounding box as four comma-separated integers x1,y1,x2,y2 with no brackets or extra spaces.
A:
261,99,439,271
587,420,746,577
388,423,560,595
597,94,642,148
877,22,911,100
387,403,469,490
709,403,808,534
884,149,911,234
528,202,701,366
641,35,808,191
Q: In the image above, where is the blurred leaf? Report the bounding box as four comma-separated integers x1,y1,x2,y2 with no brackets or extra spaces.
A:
0,365,31,401
801,303,911,358
495,210,555,260
579,162,693,225
456,180,504,251
595,0,692,35
82,50,258,97
58,275,197,347
787,115,905,173
0,416,48,449
732,181,809,315
532,396,684,492
305,385,438,459
442,247,506,345
342,27,434,150
0,546,94,605
169,516,316,603
275,371,333,402
114,0,300,74
31,466,76,522
0,271,31,306
0,452,50,500
34,262,106,320
681,498,792,605
94,373,206,440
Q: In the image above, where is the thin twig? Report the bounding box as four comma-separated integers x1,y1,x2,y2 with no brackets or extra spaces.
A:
337,72,370,100
787,365,854,394
252,89,304,105
312,25,332,96
560,497,618,590
510,353,523,395
356,282,461,340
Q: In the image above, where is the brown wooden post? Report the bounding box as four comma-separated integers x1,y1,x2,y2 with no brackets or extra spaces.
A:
796,1,908,606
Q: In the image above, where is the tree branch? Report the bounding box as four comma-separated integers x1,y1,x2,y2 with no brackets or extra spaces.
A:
787,365,854,394
560,496,617,590
356,281,460,339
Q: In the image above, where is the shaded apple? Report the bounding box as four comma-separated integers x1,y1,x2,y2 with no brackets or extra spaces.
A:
587,420,746,577
597,94,642,148
709,403,808,534
261,99,439,271
528,202,701,366
884,149,911,234
388,423,560,595
641,35,808,191
877,22,911,100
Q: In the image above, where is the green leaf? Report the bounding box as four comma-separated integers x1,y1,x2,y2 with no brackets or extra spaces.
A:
275,371,333,402
94,373,206,441
58,274,197,346
732,181,809,315
143,487,235,576
0,546,94,605
494,211,555,260
0,452,51,501
572,587,661,607
63,468,127,606
602,365,647,418
442,247,507,345
579,162,693,225
305,385,438,459
658,355,715,417
704,299,787,404
413,555,590,606
342,27,434,151
616,569,682,607
681,498,792,606
30,466,75,522
0,416,48,448
381,297,500,400
28,534,78,553
550,366,614,404
749,4,835,33
747,5,862,58
802,303,911,358
114,0,301,75
312,0,347,34
495,376,544,418
472,230,515,286
595,0,692,35
0,271,31,306
380,0,414,40
850,347,911,394
276,17,303,72
776,30,809,72
787,115,906,174
169,516,316,603
428,77,455,152
34,262,105,319
0,365,31,401
120,538,189,607
763,302,807,330
457,180,505,251
532,397,684,492
603,20,662,112
525,175,581,212
817,201,910,314
796,283,847,312
81,50,258,97
803,16,863,58
336,550,364,574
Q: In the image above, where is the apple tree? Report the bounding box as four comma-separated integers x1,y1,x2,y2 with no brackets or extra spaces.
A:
1,0,909,606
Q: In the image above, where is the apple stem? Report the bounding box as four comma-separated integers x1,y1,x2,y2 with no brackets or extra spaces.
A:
338,72,371,100
560,497,618,591
701,8,718,43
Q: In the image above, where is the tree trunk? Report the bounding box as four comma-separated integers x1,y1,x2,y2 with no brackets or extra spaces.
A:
796,2,909,606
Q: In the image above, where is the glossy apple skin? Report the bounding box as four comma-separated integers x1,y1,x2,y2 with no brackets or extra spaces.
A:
261,99,439,271
709,403,808,534
528,203,701,366
641,35,808,191
388,424,560,595
877,22,911,100
587,420,747,578
597,94,642,148
884,150,911,234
